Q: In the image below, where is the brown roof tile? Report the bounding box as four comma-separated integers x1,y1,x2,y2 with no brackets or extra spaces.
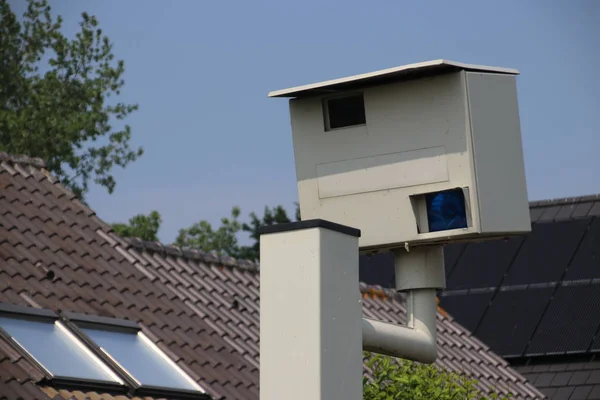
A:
131,242,545,399
0,153,544,400
0,154,256,400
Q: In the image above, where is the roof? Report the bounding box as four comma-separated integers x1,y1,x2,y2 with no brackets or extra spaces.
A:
440,194,600,358
0,153,256,400
127,240,543,399
361,194,600,400
268,59,520,98
528,194,600,222
513,358,600,400
0,152,544,400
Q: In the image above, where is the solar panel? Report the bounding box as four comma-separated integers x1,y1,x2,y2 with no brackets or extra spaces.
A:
443,243,466,278
358,242,473,288
476,287,553,357
447,236,523,290
563,217,600,280
526,283,600,355
359,252,395,288
572,202,594,218
503,219,589,285
538,205,562,222
438,292,493,333
591,329,600,352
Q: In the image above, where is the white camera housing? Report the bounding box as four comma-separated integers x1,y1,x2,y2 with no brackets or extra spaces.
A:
269,60,531,252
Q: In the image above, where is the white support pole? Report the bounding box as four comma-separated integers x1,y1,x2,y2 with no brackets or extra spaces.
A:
362,289,437,363
362,246,445,364
259,220,363,400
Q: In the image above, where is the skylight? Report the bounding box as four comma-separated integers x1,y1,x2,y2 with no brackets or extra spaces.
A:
0,304,208,399
81,326,200,391
0,308,122,387
64,312,205,396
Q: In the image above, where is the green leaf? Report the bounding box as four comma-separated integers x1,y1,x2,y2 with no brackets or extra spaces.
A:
362,352,513,400
111,210,162,241
0,0,142,200
174,206,244,258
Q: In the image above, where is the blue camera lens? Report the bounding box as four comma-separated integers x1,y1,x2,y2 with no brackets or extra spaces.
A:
425,189,468,232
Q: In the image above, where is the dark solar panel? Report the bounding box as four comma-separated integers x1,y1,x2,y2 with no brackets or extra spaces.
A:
359,243,470,288
443,243,466,278
359,252,395,288
563,217,600,280
438,292,493,333
530,208,544,222
538,205,562,221
555,205,576,221
572,202,594,218
527,283,600,355
591,327,600,352
447,236,523,290
476,287,553,357
590,202,600,217
502,219,590,285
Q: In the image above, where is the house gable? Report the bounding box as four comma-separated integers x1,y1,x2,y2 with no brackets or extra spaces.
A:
0,153,544,399
0,153,256,400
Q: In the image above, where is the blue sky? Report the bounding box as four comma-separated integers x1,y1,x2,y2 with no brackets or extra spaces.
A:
42,0,600,244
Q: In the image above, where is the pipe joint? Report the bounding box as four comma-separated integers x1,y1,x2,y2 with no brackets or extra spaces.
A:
361,246,444,364
362,318,437,364
362,288,438,364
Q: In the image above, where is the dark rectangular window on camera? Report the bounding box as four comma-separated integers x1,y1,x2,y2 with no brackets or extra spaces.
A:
324,93,366,130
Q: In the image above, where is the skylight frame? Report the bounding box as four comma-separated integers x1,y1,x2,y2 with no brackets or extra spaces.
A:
62,311,210,400
0,303,127,394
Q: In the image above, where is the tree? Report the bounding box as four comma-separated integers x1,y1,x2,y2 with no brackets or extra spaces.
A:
175,206,244,258
0,0,142,200
363,353,510,400
240,203,299,261
111,210,161,241
173,204,299,262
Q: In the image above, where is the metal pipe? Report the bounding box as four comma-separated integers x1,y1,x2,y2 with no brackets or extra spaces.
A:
362,288,438,363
